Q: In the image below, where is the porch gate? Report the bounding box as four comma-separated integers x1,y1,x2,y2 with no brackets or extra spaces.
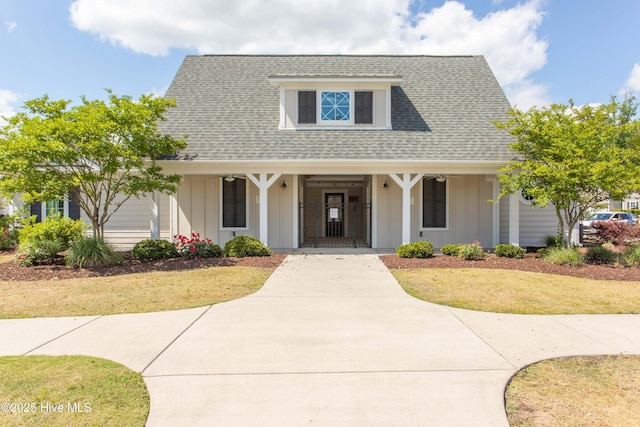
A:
299,201,371,248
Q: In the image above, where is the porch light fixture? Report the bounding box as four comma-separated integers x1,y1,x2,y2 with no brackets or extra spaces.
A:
224,175,236,182
280,180,287,189
436,175,446,183
383,180,389,189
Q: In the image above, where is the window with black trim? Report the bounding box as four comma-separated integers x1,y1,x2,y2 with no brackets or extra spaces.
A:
422,179,446,228
222,178,247,228
298,91,316,124
355,91,373,124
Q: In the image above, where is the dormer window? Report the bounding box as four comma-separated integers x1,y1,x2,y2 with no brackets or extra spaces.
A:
269,74,401,130
297,90,374,126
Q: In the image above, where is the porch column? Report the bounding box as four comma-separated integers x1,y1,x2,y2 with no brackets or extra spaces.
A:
487,176,500,248
509,192,520,246
389,173,424,245
246,173,282,246
150,192,160,240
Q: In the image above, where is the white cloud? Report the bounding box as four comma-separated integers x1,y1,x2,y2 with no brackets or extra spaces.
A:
0,89,20,124
69,0,550,106
5,21,17,32
620,63,640,97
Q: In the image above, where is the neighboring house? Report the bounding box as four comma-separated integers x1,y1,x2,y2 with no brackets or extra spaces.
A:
608,193,640,212
11,55,560,250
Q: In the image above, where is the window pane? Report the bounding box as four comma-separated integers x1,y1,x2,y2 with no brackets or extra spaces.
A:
298,91,316,124
222,178,246,228
355,91,373,124
45,200,64,218
423,179,446,228
321,91,350,121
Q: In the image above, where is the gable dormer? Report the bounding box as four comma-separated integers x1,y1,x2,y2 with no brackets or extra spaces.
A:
268,75,402,130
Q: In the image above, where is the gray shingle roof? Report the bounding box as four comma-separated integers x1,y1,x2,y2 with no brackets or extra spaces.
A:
159,55,513,162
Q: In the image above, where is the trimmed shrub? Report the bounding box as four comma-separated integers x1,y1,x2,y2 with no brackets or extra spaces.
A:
396,241,434,258
65,237,123,268
174,233,222,259
591,221,640,245
458,242,486,260
132,239,179,260
19,214,87,249
223,235,271,258
495,244,526,259
15,239,65,267
543,247,585,266
621,245,640,267
441,244,462,256
585,245,617,265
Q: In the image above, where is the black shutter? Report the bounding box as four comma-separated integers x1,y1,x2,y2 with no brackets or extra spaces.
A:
223,178,246,228
355,91,373,124
30,202,42,223
68,189,81,220
298,91,316,124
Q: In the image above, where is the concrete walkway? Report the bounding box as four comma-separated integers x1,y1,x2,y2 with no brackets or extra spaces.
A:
2,254,639,426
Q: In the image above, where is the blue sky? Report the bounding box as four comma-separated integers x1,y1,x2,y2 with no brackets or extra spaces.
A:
1,0,639,120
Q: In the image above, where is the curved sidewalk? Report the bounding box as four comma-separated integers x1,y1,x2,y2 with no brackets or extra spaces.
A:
2,254,639,426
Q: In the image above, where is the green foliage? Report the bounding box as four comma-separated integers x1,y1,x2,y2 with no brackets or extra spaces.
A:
396,241,434,258
132,239,179,260
495,96,640,247
15,239,65,267
585,245,617,265
18,214,87,249
621,245,640,267
543,247,585,266
174,233,222,259
0,91,187,238
441,244,462,256
65,237,123,268
458,242,486,260
544,234,562,248
0,213,20,250
223,235,271,258
495,244,527,259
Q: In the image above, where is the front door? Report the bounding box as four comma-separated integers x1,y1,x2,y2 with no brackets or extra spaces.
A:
325,193,344,237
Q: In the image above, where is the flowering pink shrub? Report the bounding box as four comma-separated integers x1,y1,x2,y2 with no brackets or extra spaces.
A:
173,233,222,259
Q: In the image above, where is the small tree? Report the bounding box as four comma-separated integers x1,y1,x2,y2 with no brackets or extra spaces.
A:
0,90,187,239
495,96,640,247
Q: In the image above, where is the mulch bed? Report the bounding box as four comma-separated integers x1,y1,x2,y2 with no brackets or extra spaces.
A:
0,251,287,282
1,250,638,282
380,253,639,282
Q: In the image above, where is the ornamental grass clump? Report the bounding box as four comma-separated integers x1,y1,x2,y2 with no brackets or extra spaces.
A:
65,237,123,268
396,241,434,258
585,245,617,265
621,244,640,267
543,247,585,266
174,233,222,259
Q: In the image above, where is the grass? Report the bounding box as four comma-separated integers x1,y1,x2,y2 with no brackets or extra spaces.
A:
391,268,640,314
0,355,149,426
0,266,275,318
506,355,640,426
0,254,12,264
